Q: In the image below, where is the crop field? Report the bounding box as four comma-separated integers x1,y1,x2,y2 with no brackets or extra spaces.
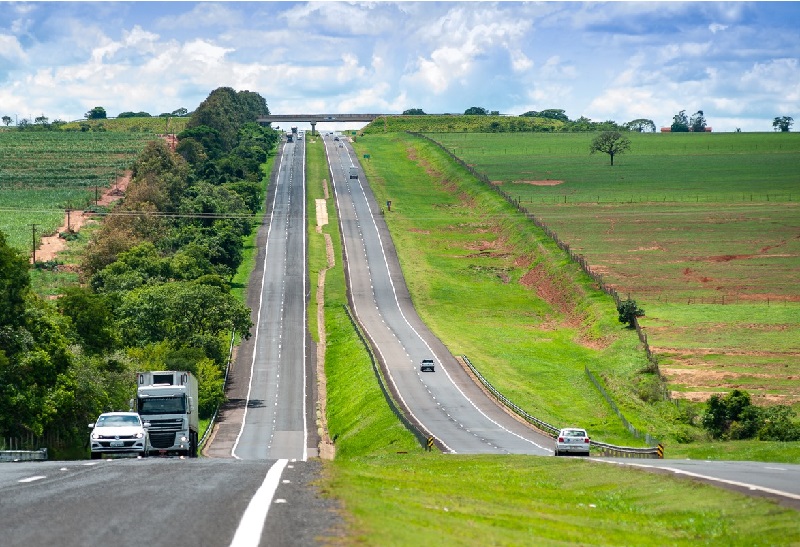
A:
0,131,159,252
425,131,800,407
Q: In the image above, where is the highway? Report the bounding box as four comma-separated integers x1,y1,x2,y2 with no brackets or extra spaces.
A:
2,133,797,547
325,135,554,455
206,134,315,461
0,458,338,546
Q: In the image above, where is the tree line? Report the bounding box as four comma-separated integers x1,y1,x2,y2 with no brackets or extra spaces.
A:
0,87,279,456
399,107,794,133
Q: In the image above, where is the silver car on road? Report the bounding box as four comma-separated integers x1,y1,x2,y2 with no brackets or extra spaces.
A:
554,427,590,456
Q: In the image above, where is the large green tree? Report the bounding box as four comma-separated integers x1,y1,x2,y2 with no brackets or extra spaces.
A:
670,110,689,132
117,281,252,347
0,231,31,328
624,118,656,133
773,116,794,132
590,131,631,166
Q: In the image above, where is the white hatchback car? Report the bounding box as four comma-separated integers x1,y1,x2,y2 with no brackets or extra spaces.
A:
554,427,591,456
89,412,147,459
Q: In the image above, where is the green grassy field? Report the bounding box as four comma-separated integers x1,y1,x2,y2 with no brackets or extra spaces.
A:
424,131,800,409
305,135,800,545
0,131,161,252
59,116,189,134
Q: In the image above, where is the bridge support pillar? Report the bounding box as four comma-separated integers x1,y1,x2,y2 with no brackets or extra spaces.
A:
310,121,317,135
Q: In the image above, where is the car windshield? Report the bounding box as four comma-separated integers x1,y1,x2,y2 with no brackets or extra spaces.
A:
97,415,141,427
138,396,186,415
564,430,586,437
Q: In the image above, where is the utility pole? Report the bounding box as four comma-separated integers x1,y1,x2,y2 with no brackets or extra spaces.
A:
29,223,38,264
66,203,72,232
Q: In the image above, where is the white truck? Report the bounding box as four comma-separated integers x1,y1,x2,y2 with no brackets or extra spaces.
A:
349,166,359,180
135,371,199,457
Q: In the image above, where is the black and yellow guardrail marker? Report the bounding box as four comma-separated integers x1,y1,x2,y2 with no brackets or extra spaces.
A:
657,444,664,459
426,436,434,451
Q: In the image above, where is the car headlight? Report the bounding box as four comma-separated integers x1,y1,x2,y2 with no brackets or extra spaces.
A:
92,433,100,440
134,432,144,439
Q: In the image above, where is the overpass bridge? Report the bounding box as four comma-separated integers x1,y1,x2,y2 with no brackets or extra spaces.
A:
257,114,383,133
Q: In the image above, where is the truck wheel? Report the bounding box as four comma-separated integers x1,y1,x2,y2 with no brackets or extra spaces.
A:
189,432,198,458
90,452,101,460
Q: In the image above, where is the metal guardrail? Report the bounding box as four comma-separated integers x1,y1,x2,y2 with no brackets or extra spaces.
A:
343,305,437,451
0,448,48,462
198,329,236,450
461,356,662,458
461,356,560,438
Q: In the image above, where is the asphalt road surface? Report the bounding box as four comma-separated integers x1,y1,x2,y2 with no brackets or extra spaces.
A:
326,135,553,455
206,135,316,462
0,458,341,547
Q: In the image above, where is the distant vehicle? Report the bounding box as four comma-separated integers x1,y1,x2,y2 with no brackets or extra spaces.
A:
334,136,340,141
554,427,590,456
349,166,359,180
89,412,147,459
420,359,435,372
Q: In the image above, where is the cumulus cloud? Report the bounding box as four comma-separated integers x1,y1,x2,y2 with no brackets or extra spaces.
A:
0,1,797,131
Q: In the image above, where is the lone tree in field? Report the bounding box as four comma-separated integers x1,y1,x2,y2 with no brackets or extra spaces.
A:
590,131,631,166
773,116,794,132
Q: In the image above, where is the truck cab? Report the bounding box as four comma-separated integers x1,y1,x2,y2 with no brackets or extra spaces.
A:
135,371,199,457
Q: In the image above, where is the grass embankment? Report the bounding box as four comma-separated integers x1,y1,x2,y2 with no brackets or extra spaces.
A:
309,134,800,544
426,132,800,414
360,114,564,135
353,133,662,446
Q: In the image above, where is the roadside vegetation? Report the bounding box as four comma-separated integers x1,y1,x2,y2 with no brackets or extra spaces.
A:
0,88,277,457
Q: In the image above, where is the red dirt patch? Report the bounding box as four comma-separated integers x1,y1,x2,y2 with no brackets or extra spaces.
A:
34,171,132,263
513,180,565,186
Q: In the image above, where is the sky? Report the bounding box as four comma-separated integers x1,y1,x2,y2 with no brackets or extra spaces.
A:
0,1,798,132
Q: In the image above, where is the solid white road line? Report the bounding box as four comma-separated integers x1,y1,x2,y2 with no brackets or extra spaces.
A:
229,458,289,547
593,459,800,501
18,476,46,483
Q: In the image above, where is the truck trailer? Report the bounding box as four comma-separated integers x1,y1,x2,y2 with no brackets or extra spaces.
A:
135,371,199,457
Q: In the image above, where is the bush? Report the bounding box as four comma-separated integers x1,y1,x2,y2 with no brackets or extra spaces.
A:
701,389,800,441
616,298,644,328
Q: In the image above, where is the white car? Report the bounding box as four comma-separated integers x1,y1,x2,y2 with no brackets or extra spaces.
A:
89,412,147,459
554,427,590,456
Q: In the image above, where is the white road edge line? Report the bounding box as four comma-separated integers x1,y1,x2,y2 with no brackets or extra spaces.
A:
591,459,800,501
229,458,289,547
345,145,549,454
18,475,46,483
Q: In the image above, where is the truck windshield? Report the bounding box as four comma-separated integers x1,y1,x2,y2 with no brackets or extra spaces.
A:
138,396,186,415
